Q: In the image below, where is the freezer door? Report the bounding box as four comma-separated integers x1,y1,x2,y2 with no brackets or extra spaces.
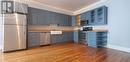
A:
4,14,27,25
14,2,28,14
3,25,26,52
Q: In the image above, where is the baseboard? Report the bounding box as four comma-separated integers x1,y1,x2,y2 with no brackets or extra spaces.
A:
107,44,130,53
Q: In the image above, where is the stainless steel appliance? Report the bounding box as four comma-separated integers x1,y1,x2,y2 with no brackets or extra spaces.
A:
1,1,28,52
82,27,93,31
40,33,51,46
78,27,93,45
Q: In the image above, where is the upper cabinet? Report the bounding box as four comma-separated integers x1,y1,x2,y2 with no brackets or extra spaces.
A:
81,13,86,20
80,6,107,26
89,10,96,25
95,6,107,25
28,7,72,26
80,11,91,26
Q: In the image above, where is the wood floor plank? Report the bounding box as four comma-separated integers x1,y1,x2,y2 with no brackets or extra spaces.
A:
0,42,130,62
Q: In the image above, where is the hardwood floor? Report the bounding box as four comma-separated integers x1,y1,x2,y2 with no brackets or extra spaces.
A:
0,42,130,62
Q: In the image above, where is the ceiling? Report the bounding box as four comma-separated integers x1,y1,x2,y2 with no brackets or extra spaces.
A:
31,0,100,12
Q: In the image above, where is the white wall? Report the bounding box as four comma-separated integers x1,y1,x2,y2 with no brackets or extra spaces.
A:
77,0,130,52
0,0,2,50
107,0,130,52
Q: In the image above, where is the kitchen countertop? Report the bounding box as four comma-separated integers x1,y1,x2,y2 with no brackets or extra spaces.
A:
28,26,79,32
28,30,77,32
28,26,108,32
87,29,108,32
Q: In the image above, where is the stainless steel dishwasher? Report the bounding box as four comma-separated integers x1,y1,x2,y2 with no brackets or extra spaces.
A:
40,32,51,46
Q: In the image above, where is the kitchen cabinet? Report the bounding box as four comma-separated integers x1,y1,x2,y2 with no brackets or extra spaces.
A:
87,32,107,48
73,31,79,43
28,32,51,48
95,6,107,25
53,12,59,25
89,6,107,25
81,13,86,20
51,34,63,44
57,14,64,26
71,16,81,26
62,32,73,41
28,7,72,26
38,10,49,25
28,32,40,48
56,14,71,26
80,6,107,26
71,16,76,26
51,32,73,44
89,10,97,25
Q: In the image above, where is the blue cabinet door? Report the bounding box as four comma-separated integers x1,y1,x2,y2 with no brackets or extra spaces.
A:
87,32,97,47
89,10,97,25
71,16,76,26
62,32,73,42
28,7,72,26
81,6,107,25
86,11,91,21
54,13,60,25
81,13,86,20
86,32,107,48
37,10,48,25
95,6,107,25
51,32,73,44
73,31,79,43
29,7,39,25
60,13,65,25
51,35,63,44
28,32,40,48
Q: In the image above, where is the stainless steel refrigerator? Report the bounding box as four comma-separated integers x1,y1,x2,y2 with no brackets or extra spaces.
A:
1,1,28,52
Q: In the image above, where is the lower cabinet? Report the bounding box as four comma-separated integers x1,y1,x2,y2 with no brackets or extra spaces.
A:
87,32,107,48
28,32,73,48
73,31,79,43
51,34,63,44
28,32,51,48
51,32,73,44
28,32,40,48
